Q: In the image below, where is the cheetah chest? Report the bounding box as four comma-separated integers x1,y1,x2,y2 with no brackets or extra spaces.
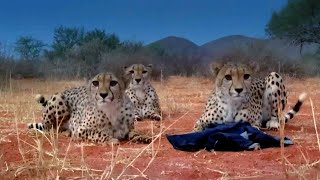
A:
220,97,248,123
134,88,146,103
100,101,121,125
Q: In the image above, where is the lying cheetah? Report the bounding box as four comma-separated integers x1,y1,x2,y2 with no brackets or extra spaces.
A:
194,62,306,131
28,72,151,144
123,64,162,121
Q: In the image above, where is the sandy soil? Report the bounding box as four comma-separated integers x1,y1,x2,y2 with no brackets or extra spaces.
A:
0,76,319,179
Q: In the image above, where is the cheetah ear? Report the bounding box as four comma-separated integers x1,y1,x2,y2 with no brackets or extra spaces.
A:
122,65,131,78
86,77,93,90
83,77,89,85
210,62,224,76
146,64,153,73
248,61,260,72
119,77,128,93
121,72,131,89
123,65,128,71
121,66,131,88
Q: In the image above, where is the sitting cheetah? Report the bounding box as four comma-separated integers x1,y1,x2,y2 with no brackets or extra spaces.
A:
193,62,306,131
28,72,151,144
123,64,162,121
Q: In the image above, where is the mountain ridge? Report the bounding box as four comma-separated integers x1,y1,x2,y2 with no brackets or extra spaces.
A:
147,35,318,60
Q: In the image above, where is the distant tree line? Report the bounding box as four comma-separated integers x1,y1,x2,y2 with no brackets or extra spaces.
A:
0,25,206,80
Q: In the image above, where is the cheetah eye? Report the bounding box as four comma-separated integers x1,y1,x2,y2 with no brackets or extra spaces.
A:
110,80,118,87
129,70,134,74
244,74,250,80
92,80,99,87
225,75,232,81
142,70,148,74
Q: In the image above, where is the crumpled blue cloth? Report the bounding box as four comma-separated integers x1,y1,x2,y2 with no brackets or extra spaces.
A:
166,122,293,151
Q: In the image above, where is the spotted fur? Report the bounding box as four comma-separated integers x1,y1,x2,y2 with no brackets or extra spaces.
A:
193,62,306,131
124,64,162,121
28,72,151,144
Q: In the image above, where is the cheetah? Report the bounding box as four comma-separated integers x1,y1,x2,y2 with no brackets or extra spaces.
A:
28,72,151,144
193,62,306,131
123,64,162,121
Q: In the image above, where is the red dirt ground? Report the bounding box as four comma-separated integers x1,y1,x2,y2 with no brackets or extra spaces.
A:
0,77,320,179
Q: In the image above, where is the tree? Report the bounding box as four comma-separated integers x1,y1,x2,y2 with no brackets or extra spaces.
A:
68,29,119,77
82,29,120,51
14,36,45,60
266,0,320,52
105,33,120,50
119,40,143,53
0,42,12,59
52,26,85,56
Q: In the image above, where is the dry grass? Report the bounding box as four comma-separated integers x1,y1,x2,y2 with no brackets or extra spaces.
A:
276,77,320,179
154,76,211,117
0,75,319,179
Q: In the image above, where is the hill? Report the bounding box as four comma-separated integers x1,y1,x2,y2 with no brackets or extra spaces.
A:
148,35,319,60
147,36,200,56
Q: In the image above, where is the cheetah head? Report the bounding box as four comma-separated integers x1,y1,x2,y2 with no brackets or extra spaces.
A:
123,64,152,88
89,72,125,106
211,62,258,101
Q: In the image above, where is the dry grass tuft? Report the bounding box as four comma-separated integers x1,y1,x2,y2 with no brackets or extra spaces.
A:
278,94,320,179
154,76,210,117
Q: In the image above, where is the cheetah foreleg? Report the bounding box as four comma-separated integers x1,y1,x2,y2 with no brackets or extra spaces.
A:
128,130,152,144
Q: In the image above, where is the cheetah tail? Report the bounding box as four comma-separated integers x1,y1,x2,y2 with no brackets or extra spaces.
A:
285,93,307,123
27,122,44,131
35,94,47,107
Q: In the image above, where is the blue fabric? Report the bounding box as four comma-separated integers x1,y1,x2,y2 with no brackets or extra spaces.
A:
166,122,293,152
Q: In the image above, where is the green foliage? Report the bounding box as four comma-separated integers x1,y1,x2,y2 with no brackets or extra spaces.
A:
50,27,120,58
83,29,120,49
82,29,120,53
14,36,45,60
119,40,143,53
83,29,108,43
104,33,120,50
52,26,85,56
266,0,320,45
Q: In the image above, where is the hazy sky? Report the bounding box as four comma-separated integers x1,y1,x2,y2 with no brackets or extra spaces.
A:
0,0,286,45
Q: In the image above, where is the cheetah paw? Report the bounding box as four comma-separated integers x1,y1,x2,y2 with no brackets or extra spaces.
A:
249,143,261,150
251,121,261,130
266,120,279,130
129,131,152,144
251,125,260,130
134,116,142,121
60,129,72,137
193,122,204,132
151,114,161,121
108,138,120,145
134,135,152,144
